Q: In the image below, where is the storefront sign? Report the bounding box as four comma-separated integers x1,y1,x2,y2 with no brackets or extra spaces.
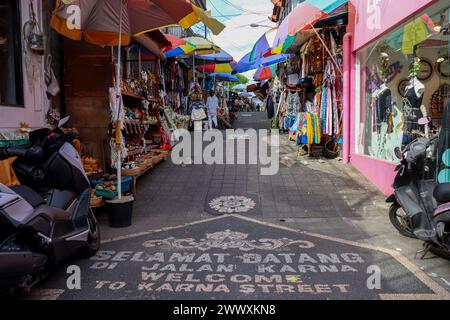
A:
350,0,437,51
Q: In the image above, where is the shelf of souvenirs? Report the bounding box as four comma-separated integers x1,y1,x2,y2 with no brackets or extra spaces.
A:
126,142,161,157
121,90,160,103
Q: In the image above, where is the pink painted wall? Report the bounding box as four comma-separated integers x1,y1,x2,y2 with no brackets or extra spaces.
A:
0,0,48,131
350,154,397,195
345,0,438,195
351,0,437,51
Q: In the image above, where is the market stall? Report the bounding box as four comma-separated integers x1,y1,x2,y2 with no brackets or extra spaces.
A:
270,24,347,158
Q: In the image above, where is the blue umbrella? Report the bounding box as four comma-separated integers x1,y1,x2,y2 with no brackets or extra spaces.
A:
232,52,291,74
180,49,234,64
209,73,239,82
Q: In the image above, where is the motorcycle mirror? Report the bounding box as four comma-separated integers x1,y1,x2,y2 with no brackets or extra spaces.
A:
58,116,70,128
394,147,402,159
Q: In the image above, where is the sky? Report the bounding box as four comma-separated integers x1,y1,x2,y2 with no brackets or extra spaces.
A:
192,0,277,80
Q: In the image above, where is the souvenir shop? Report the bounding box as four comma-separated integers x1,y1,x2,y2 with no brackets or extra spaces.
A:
347,0,450,195
62,37,174,206
271,23,347,158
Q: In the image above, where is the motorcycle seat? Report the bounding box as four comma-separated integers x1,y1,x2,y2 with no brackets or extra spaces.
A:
10,185,46,209
434,183,450,204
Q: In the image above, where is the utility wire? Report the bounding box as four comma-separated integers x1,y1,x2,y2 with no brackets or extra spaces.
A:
208,0,232,21
219,0,268,17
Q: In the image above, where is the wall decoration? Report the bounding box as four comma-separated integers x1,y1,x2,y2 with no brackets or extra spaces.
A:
437,56,450,78
416,58,433,81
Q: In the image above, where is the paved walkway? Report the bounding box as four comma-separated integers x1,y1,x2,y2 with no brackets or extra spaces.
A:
30,112,450,300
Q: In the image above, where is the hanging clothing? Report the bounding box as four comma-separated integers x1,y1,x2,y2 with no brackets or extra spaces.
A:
402,86,423,132
286,91,301,115
320,60,339,136
291,112,321,146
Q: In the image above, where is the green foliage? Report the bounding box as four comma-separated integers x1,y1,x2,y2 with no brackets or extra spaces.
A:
236,74,249,84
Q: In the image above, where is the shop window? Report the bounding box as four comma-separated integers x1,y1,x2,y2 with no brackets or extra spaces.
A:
0,0,23,107
356,1,450,171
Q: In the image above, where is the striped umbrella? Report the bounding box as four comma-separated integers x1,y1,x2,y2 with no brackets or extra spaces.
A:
163,35,196,58
272,0,347,54
182,36,221,54
249,28,277,61
197,63,234,73
233,52,290,74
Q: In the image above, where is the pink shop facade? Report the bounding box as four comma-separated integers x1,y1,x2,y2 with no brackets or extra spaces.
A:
342,0,450,195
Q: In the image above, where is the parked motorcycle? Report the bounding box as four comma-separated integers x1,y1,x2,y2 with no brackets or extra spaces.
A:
0,117,100,294
387,135,450,258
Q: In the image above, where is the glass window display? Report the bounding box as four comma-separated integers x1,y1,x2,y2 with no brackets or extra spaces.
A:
356,2,450,167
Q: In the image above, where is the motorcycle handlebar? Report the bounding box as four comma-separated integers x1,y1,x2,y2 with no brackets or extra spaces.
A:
0,145,44,161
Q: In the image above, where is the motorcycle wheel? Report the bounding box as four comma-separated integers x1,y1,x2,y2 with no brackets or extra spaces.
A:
80,209,100,257
430,246,450,261
389,204,416,239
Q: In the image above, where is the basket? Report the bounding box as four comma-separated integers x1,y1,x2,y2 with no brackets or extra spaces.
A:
121,167,141,176
90,193,103,207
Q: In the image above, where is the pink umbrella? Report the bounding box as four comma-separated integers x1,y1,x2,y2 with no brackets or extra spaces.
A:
272,0,347,54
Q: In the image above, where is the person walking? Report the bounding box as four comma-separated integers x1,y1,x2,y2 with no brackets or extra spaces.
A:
206,90,219,129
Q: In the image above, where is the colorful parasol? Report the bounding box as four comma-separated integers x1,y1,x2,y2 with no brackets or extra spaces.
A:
253,65,277,81
163,34,196,58
181,36,221,54
197,63,234,73
233,52,290,74
249,28,277,61
272,0,347,54
51,0,225,47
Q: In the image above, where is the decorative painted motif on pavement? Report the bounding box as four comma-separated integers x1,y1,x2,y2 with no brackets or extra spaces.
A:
142,229,315,251
209,196,256,214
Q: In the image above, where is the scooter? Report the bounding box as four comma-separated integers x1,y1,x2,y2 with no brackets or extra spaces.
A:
0,117,100,294
386,135,450,259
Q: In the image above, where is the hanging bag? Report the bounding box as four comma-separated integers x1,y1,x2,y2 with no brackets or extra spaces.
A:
23,0,45,55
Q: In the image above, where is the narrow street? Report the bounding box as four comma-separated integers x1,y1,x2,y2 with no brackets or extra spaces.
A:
29,112,450,300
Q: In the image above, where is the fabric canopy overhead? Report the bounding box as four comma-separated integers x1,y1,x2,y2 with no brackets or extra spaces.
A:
272,0,348,53
232,52,290,74
51,0,225,46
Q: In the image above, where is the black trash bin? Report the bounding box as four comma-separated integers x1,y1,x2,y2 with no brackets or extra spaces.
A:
105,196,134,228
